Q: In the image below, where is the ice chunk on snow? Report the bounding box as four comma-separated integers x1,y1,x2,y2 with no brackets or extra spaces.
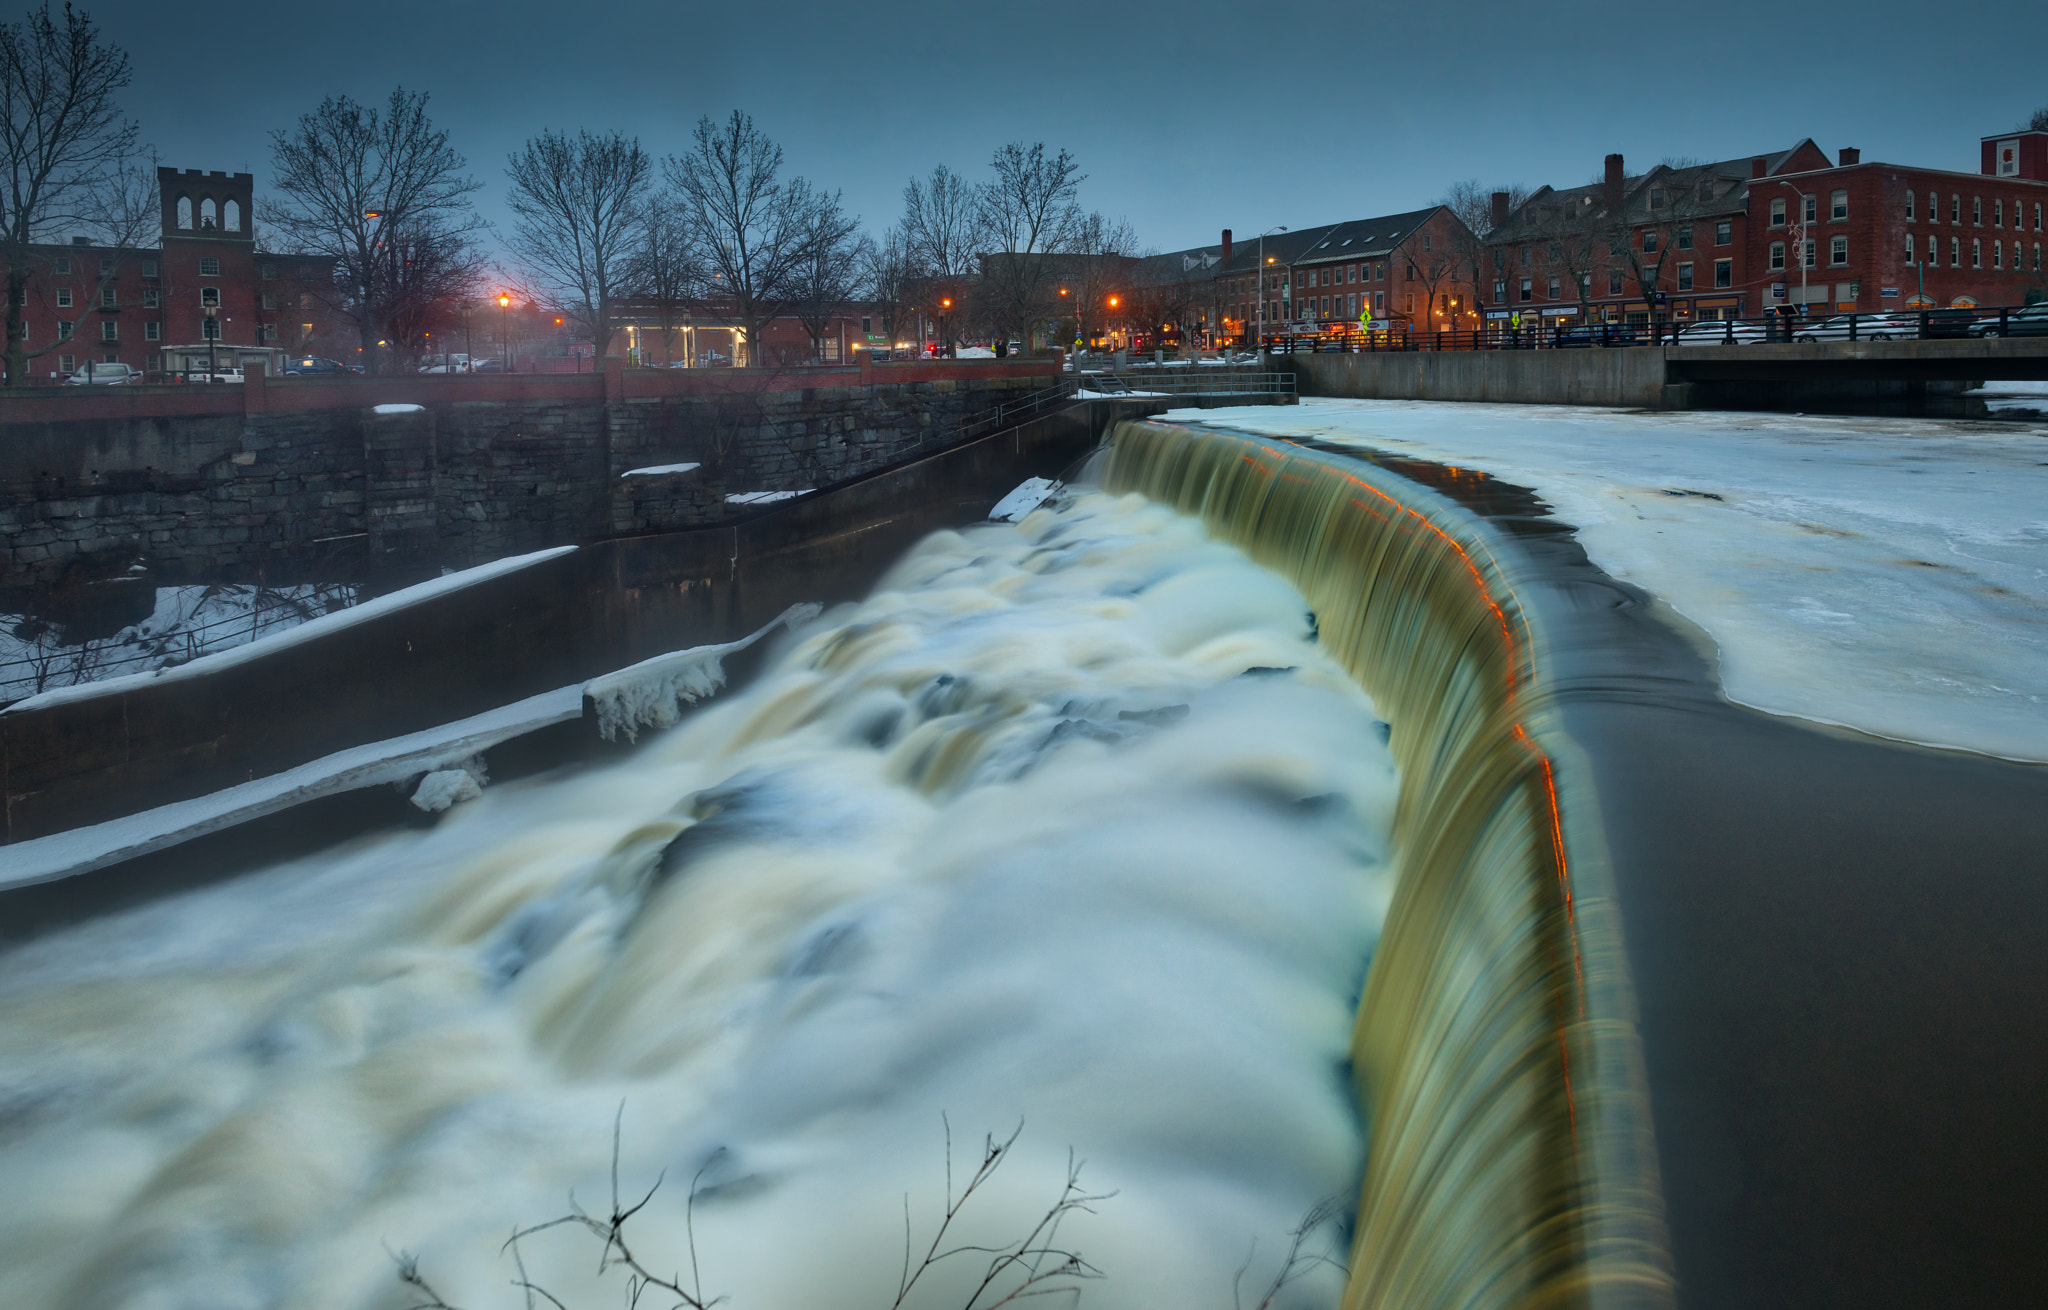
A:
371,403,425,415
585,602,822,742
990,477,1065,522
621,463,701,478
410,766,483,812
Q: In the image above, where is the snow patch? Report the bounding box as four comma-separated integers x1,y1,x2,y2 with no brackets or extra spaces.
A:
586,602,821,742
5,547,577,714
371,403,425,415
989,477,1065,522
725,490,807,505
621,462,702,478
0,685,584,891
410,764,484,813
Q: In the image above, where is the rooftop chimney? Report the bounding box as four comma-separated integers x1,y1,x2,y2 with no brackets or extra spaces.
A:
1752,157,1768,178
1491,191,1510,229
70,235,90,245
1838,147,1860,166
1603,153,1624,210
1221,229,1233,267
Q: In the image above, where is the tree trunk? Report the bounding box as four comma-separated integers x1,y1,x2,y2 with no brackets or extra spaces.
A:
6,266,29,387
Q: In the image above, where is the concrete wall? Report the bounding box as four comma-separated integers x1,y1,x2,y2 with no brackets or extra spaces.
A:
1288,347,1676,408
0,396,1203,845
0,360,1055,591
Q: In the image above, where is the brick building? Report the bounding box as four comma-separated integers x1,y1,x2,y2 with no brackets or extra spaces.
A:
1196,207,1474,345
1753,131,2048,316
3,166,340,381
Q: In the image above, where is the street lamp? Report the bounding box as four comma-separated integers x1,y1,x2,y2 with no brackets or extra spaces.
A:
1257,225,1287,348
203,305,217,378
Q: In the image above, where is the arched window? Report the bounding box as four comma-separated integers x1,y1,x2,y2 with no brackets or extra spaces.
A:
200,197,217,229
223,198,240,232
176,196,192,229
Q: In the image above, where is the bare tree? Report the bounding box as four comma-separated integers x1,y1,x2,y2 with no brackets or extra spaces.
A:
861,223,916,352
506,128,651,360
380,219,489,365
787,200,863,363
621,194,698,365
1403,231,1463,334
1060,211,1136,349
975,142,1083,352
0,2,140,386
901,163,982,355
266,88,482,374
667,111,832,368
1440,179,1530,324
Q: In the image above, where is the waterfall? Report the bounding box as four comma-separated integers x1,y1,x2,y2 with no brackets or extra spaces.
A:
1102,420,1675,1310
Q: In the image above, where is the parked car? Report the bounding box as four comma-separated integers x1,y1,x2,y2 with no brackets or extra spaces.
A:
1553,324,1641,348
1674,320,1769,345
1793,312,1920,342
697,350,729,366
469,358,505,373
283,356,350,375
1971,304,2048,337
1916,308,1979,339
63,362,141,385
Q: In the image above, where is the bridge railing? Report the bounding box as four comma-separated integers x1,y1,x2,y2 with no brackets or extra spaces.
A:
1256,301,2046,354
1070,369,1297,397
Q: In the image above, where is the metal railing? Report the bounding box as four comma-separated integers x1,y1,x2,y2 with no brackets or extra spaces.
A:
1255,300,2047,353
1070,369,1296,397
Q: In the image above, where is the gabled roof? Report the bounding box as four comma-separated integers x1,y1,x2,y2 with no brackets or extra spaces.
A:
1291,207,1446,265
1489,142,1823,243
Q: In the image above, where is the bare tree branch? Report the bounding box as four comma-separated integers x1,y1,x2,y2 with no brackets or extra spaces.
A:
507,128,652,359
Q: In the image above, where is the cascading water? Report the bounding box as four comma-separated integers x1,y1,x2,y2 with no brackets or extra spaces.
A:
1100,419,1673,1310
0,488,1402,1309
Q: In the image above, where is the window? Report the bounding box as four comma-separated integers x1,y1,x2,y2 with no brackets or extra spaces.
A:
262,263,277,281
58,354,73,372
1803,194,1817,223
200,287,220,307
1995,198,2005,228
860,315,871,334
1677,225,1694,250
144,321,159,341
1972,238,1981,268
1771,242,1787,269
261,323,276,342
1548,277,1562,299
99,256,114,274
1830,189,1848,220
1715,220,1732,245
1714,259,1732,288
201,318,220,340
1494,278,1506,303
99,287,115,308
1906,190,1915,221
1643,230,1658,253
57,319,72,339
1348,264,1358,283
223,198,240,232
2037,243,2044,271
176,196,192,229
1608,269,1625,295
102,352,117,365
1951,194,1961,222
1520,245,1531,262
1770,197,1786,226
199,256,219,276
142,287,158,308
261,293,275,310
1422,234,1432,251
53,255,70,274
142,259,157,277
1830,235,1848,265
1973,196,1982,225
1951,236,1961,267
1993,240,2003,269
1905,233,1916,264
1928,235,1937,264
99,320,116,342
1677,262,1694,290
199,197,216,229
1650,187,1666,208
2036,203,2043,232
1801,239,1816,269
55,288,71,307
1519,277,1532,301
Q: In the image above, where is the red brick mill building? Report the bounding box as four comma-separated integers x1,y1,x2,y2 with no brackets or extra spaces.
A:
5,166,342,382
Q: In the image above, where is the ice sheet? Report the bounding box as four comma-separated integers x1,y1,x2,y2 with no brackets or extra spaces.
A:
1161,399,2048,761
